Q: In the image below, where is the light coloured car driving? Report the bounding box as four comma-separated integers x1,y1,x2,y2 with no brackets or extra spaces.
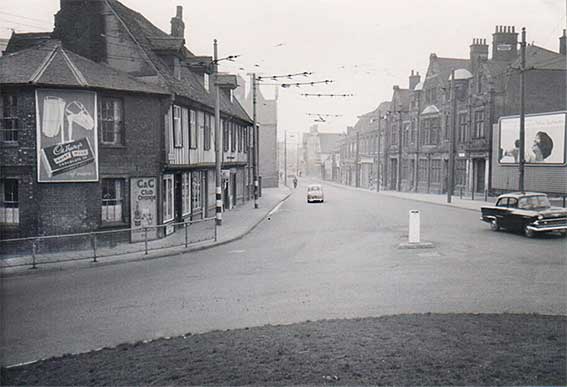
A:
306,184,324,203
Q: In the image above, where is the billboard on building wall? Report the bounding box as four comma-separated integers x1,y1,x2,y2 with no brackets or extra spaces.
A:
499,112,566,165
36,89,99,182
130,177,158,242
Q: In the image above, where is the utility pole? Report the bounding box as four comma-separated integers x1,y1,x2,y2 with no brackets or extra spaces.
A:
284,130,288,186
252,73,259,208
213,39,222,226
397,108,403,192
376,116,381,192
447,69,457,203
519,27,526,193
355,131,360,187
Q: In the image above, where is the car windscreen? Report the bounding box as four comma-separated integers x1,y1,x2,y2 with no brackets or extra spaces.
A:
307,187,321,192
518,195,551,210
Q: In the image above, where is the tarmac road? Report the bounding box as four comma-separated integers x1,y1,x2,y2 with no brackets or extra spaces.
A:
2,179,566,366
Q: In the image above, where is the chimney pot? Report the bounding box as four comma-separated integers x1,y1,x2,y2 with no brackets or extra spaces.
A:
176,5,183,18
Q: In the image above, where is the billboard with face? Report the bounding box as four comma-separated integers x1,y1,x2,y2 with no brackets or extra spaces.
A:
36,89,98,182
499,112,566,165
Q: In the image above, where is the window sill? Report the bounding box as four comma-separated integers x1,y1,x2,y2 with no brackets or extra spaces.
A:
0,141,19,148
100,143,126,148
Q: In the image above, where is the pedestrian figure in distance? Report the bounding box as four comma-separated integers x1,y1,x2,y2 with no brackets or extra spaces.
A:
293,176,298,189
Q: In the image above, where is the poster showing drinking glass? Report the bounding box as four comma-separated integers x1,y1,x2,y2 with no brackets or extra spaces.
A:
499,112,566,165
130,177,158,242
36,89,99,182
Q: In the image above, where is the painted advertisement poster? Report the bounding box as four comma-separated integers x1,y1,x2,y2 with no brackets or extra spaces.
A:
130,177,158,242
36,89,98,182
499,112,566,165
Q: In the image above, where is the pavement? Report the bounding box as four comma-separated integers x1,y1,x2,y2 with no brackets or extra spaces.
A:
0,186,292,276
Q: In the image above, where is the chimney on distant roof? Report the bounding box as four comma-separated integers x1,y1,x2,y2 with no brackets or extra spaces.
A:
492,25,518,62
409,70,421,90
470,38,488,74
560,29,566,55
171,6,185,38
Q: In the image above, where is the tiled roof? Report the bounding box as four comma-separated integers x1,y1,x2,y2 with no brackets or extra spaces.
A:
510,45,566,70
0,40,168,95
434,57,470,86
4,32,52,54
106,0,252,123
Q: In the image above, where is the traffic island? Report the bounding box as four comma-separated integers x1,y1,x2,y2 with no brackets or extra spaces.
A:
3,313,565,386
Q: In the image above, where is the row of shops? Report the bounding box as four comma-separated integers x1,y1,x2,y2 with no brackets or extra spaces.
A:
0,1,255,240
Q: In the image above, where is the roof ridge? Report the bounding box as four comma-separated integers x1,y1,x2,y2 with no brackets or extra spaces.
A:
29,43,59,83
61,49,89,86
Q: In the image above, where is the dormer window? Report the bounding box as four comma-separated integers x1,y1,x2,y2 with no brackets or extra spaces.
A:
204,73,210,92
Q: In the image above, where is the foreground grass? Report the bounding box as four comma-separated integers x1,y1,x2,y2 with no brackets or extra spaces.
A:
2,313,565,386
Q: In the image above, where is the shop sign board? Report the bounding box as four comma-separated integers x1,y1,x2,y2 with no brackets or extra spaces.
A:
130,177,158,242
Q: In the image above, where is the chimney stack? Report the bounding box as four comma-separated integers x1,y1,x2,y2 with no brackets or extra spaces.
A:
492,25,518,62
409,70,421,90
470,38,488,74
171,5,185,38
560,29,566,55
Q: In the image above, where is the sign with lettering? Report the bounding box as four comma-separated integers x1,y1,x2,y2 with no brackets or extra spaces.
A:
36,89,98,182
130,177,158,242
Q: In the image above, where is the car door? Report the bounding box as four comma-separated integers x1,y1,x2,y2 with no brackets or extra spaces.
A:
501,198,518,229
493,197,510,227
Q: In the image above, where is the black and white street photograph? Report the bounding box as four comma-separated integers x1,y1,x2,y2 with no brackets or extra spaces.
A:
0,0,566,385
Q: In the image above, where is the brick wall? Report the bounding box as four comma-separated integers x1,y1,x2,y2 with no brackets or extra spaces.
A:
259,123,278,187
1,87,164,238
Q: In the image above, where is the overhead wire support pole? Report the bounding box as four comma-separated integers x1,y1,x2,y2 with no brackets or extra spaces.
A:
284,129,288,187
447,69,457,204
214,39,222,226
252,73,259,209
519,27,526,193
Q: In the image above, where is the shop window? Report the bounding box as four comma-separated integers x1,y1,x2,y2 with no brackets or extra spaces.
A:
1,179,19,225
431,159,441,183
1,93,19,143
418,160,428,182
162,175,174,223
101,97,124,145
456,160,466,186
101,178,125,223
182,172,191,216
189,109,197,149
173,105,182,148
191,172,202,212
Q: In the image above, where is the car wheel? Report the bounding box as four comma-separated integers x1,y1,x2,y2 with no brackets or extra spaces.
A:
524,225,535,238
490,219,500,231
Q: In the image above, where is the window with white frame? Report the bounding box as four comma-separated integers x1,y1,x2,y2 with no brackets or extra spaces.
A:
162,174,174,223
223,119,229,152
101,178,125,223
1,92,19,143
101,97,124,145
189,109,197,149
204,113,212,150
182,172,191,216
198,110,205,150
173,105,183,148
191,172,202,212
1,179,19,225
204,73,210,92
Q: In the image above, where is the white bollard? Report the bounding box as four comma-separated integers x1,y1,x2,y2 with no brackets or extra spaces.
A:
409,210,420,243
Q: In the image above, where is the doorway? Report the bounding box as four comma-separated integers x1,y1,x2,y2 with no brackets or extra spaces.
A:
473,158,485,193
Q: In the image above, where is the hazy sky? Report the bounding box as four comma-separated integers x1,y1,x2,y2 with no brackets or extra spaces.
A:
1,0,565,138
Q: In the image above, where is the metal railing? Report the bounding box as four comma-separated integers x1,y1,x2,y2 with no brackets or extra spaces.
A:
0,217,217,269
